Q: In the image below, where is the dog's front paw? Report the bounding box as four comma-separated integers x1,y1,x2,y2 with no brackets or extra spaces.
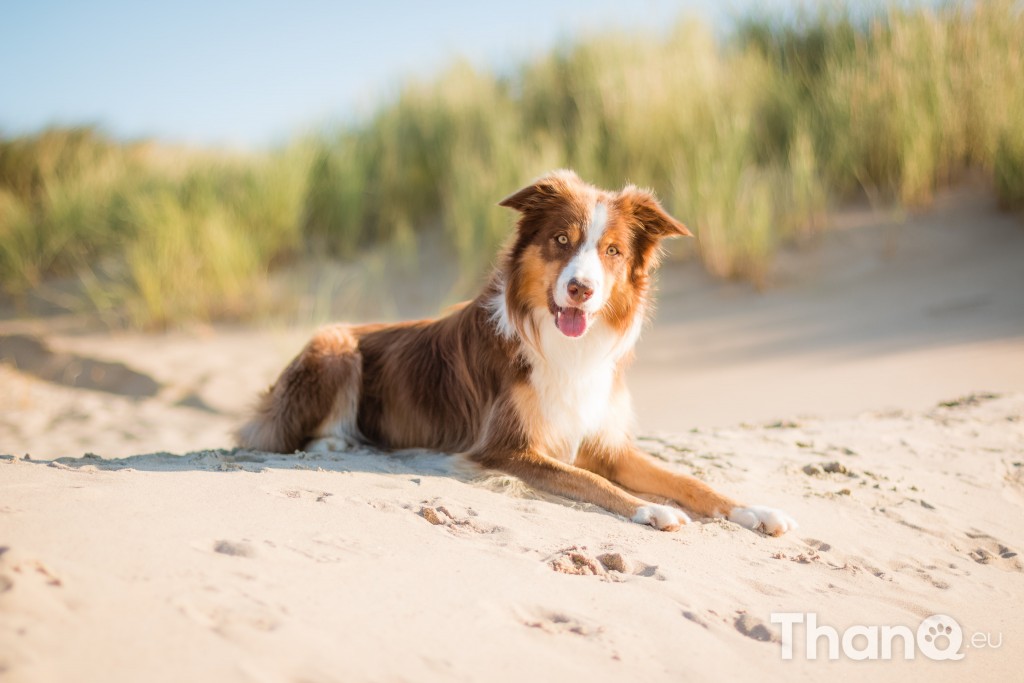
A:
729,505,798,536
632,503,690,531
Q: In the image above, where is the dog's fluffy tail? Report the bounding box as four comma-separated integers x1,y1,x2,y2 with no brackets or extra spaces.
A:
236,325,362,453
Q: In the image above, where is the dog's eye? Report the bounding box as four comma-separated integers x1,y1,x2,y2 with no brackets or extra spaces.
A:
556,234,569,245
606,245,619,256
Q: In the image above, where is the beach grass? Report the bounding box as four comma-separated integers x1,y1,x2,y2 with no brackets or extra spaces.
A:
0,1,1020,327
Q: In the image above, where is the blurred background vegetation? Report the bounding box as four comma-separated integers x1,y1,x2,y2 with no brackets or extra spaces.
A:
1,0,1021,328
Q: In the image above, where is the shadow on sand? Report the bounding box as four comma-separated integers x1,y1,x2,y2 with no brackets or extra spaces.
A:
0,334,161,398
3,446,481,480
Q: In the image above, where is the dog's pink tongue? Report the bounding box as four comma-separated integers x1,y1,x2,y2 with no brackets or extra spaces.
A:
556,307,587,337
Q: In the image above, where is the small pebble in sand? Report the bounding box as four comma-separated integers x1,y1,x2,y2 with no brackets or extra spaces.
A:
420,506,449,525
597,552,633,574
213,540,254,557
822,462,848,475
804,462,852,476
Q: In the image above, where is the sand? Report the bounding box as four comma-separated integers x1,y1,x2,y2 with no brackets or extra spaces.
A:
1,183,1023,681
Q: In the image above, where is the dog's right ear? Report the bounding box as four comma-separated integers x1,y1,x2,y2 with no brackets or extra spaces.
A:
498,170,581,212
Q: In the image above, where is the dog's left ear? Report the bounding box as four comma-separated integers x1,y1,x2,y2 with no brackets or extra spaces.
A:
619,186,692,238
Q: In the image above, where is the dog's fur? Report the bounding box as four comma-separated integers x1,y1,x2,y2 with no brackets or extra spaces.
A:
237,171,796,535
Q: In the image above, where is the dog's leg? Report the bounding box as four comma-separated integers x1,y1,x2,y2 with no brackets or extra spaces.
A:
469,446,689,531
236,325,362,454
577,441,797,536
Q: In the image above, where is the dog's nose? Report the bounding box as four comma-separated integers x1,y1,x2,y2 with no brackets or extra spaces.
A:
567,278,594,304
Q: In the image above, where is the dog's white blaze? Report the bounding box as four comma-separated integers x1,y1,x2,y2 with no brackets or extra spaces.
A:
555,201,609,312
490,276,640,461
528,312,624,462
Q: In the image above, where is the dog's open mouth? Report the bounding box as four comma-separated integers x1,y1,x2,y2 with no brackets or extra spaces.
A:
547,290,590,338
553,306,588,338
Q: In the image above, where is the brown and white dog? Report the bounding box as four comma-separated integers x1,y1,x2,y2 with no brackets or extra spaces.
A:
238,170,796,535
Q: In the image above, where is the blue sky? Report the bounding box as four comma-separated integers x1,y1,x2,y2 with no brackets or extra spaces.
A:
2,1,881,148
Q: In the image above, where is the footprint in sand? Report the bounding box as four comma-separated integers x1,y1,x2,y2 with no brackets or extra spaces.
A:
547,547,664,580
804,538,832,552
523,609,602,637
678,609,780,643
911,566,951,590
963,531,1022,572
416,503,503,535
268,487,333,503
733,613,780,643
0,549,64,601
175,592,283,635
826,554,891,581
887,558,955,590
770,538,835,566
549,550,604,576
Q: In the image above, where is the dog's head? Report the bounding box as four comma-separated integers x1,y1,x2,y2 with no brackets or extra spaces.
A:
498,170,690,342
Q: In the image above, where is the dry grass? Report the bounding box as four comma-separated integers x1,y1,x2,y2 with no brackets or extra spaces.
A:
0,1,1020,327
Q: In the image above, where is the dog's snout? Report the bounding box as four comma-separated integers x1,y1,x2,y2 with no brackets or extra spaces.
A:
567,278,594,304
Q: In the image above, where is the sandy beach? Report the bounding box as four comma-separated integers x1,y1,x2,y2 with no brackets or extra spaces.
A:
2,185,1023,681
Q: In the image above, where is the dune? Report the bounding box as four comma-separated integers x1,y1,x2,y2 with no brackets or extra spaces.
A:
1,183,1023,681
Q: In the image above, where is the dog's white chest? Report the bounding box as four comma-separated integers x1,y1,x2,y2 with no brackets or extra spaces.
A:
528,320,621,461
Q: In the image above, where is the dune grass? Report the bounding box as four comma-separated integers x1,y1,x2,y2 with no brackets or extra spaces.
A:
0,1,1021,327
0,129,312,326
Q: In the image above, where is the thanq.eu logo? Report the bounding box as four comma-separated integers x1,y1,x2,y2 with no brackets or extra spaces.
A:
770,612,1002,661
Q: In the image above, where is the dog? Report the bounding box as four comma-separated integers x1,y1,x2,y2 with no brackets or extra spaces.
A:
237,170,796,535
